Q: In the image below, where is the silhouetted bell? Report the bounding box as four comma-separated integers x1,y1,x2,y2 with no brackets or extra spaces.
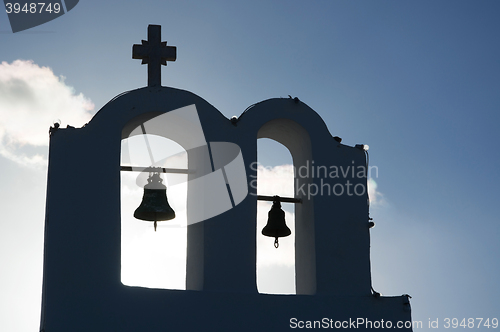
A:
262,198,291,248
134,173,175,231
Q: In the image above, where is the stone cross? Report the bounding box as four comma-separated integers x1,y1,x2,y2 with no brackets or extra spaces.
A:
133,25,176,87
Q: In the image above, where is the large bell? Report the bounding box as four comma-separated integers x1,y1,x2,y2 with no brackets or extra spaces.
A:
262,198,291,248
134,172,175,231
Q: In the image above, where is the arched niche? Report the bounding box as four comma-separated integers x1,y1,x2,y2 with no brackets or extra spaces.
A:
257,118,316,295
120,105,216,290
120,132,188,290
256,138,295,294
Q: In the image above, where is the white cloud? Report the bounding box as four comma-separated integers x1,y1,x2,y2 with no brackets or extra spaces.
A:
256,164,295,197
368,177,386,206
0,60,94,167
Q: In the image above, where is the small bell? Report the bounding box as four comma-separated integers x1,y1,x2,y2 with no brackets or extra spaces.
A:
134,172,175,231
262,197,291,248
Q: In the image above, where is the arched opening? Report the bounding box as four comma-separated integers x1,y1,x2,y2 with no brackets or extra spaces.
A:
256,138,296,294
120,133,188,290
257,118,316,295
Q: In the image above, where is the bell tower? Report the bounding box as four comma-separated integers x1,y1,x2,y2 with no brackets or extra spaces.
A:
40,25,413,331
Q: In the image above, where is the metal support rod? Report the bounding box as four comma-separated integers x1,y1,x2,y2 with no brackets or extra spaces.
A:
257,195,302,204
120,166,194,174
140,124,155,164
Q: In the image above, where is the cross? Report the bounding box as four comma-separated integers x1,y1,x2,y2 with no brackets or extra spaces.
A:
133,25,176,87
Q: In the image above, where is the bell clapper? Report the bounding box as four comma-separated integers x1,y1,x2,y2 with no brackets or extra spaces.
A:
274,237,279,249
154,211,157,231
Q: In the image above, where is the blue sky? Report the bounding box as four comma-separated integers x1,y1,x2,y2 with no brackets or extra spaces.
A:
1,1,500,331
